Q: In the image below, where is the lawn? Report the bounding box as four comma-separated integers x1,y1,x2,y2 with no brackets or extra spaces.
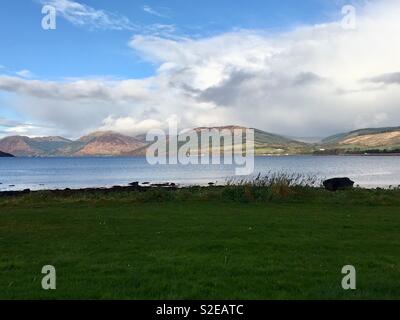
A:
0,187,399,299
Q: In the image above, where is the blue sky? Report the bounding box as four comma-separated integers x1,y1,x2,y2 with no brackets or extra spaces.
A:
0,0,347,80
0,0,399,138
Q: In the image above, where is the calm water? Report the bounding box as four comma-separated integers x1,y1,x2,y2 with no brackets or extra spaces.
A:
0,156,400,191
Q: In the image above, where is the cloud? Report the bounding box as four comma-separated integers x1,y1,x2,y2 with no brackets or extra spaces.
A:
365,72,400,85
142,5,169,18
0,76,150,101
39,0,136,30
1,0,400,138
0,117,48,138
15,69,34,78
127,0,400,136
37,1,176,37
99,116,163,136
0,117,27,128
142,24,177,38
0,74,211,137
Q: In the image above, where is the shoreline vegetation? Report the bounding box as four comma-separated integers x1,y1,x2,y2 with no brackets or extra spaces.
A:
0,171,399,197
0,172,398,199
1,174,399,299
1,182,400,202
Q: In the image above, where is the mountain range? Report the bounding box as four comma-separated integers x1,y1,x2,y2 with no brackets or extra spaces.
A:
0,126,400,157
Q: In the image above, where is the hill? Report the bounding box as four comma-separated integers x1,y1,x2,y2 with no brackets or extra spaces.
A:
0,127,311,157
320,126,400,153
72,131,146,156
0,132,147,157
195,126,310,155
124,126,311,156
253,128,310,155
0,136,43,156
0,136,72,156
3,125,400,157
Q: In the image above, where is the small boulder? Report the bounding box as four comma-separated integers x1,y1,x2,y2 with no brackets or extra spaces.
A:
323,177,354,192
129,182,139,188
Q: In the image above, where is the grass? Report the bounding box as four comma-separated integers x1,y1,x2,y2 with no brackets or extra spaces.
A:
0,185,399,300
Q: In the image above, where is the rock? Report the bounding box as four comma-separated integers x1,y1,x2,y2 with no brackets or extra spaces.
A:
150,183,177,188
323,177,354,191
129,182,139,187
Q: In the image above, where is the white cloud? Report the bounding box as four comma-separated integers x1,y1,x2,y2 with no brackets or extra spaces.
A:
39,0,136,30
1,0,400,138
0,117,47,138
142,5,169,18
99,116,163,136
128,0,400,136
16,69,34,78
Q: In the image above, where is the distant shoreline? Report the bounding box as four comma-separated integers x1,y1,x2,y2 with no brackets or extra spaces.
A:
1,153,400,158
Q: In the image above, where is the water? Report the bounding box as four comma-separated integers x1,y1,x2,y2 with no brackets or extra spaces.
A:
0,156,400,191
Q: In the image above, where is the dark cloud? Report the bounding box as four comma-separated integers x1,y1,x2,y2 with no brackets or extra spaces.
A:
365,72,400,84
0,117,26,127
292,72,325,86
197,70,326,107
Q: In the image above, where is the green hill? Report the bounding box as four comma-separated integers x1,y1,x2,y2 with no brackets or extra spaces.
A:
319,126,400,154
322,126,400,144
253,129,311,155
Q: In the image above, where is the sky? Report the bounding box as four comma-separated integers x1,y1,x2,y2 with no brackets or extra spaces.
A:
0,0,399,138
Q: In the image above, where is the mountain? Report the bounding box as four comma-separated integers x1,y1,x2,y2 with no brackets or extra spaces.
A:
322,126,400,144
1,125,399,157
321,126,400,152
198,126,312,154
0,150,14,157
0,136,38,156
126,126,311,156
252,128,310,155
71,131,146,156
0,131,148,157
0,136,72,156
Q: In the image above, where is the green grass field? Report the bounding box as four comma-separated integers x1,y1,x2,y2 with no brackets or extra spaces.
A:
0,186,399,299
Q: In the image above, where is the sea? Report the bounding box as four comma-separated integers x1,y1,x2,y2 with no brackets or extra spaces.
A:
0,155,400,191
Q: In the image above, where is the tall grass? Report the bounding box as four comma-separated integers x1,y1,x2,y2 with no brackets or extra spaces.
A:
226,171,323,187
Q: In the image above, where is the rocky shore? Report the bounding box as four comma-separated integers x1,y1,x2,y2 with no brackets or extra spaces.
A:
0,182,181,198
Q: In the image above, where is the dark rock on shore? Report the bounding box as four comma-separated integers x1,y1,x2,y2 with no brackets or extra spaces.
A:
129,182,139,187
150,183,176,188
0,182,181,198
323,177,354,191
